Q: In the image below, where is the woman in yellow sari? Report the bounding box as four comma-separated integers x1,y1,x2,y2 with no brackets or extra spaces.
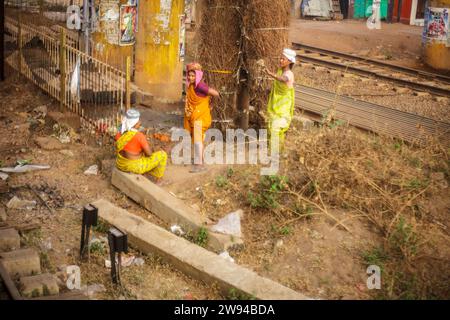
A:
265,48,296,152
184,63,220,173
115,109,167,184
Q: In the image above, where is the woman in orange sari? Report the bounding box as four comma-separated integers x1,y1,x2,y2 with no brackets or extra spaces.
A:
184,63,219,173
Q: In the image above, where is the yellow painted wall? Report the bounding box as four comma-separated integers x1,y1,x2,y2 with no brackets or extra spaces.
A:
91,0,133,71
134,0,184,102
423,0,450,71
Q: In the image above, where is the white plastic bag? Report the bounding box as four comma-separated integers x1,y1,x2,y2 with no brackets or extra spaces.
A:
0,164,50,173
367,0,381,30
219,251,235,263
70,57,81,98
211,210,242,238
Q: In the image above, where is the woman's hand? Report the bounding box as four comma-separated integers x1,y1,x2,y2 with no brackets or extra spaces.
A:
265,68,275,78
208,88,220,98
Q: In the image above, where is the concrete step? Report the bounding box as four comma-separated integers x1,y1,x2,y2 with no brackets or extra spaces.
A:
0,248,41,278
111,168,243,253
92,199,309,300
0,228,21,252
20,273,60,298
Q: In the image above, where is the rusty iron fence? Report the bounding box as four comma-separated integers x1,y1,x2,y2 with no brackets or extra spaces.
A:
4,15,130,137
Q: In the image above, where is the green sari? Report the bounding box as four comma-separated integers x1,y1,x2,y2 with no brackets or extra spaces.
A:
267,69,295,148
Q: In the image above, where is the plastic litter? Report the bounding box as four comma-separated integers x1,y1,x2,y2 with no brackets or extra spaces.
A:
70,56,81,99
7,196,37,210
105,255,137,268
0,164,50,173
218,251,235,263
84,165,98,175
170,225,185,236
0,173,9,181
367,0,381,30
211,209,242,238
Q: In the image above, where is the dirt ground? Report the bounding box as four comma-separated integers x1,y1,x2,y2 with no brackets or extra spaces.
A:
289,19,428,71
0,68,223,300
1,14,449,301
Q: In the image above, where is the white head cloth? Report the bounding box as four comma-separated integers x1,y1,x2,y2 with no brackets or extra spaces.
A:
121,109,141,134
283,48,296,64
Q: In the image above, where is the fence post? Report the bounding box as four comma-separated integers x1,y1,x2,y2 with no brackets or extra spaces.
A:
17,14,22,78
38,0,44,15
59,28,66,111
126,56,131,110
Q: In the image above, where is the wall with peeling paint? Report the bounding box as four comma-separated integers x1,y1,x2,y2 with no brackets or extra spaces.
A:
134,0,185,103
422,0,450,70
91,0,133,71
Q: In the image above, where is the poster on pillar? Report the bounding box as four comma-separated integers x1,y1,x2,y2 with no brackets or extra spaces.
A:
424,7,449,43
119,5,137,46
179,14,186,61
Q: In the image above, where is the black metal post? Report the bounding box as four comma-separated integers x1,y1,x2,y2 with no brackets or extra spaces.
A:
387,0,394,23
107,227,128,285
108,231,118,284
397,0,402,23
79,204,98,259
237,69,249,130
1,0,5,81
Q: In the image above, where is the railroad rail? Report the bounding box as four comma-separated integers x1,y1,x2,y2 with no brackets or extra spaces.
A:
292,42,450,98
296,85,450,145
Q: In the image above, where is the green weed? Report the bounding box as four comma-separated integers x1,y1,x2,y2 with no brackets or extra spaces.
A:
196,227,209,248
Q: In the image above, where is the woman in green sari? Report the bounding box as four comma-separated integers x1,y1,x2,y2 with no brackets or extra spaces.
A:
265,48,296,152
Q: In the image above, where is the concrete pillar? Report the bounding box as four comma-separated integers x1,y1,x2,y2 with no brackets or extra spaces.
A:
91,0,134,71
422,0,450,71
290,0,302,18
134,0,185,103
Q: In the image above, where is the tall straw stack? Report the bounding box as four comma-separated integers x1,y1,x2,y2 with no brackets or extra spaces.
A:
244,0,290,127
196,0,290,130
196,0,243,131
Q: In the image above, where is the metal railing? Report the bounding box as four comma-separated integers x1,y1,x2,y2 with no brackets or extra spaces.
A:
4,15,129,137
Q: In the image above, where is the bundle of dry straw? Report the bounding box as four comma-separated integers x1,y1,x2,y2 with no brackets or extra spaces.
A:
196,0,290,129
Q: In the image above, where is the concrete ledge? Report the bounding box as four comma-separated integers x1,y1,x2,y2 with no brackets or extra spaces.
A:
0,228,21,251
111,168,242,252
0,249,41,277
20,273,59,298
92,199,309,300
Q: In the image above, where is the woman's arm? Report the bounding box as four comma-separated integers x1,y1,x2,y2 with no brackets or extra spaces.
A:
265,68,289,83
208,87,220,98
137,133,153,157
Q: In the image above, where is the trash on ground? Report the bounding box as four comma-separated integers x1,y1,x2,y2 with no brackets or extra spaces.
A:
211,209,242,238
219,251,235,263
83,283,106,297
7,196,37,210
16,159,32,166
59,150,74,157
84,165,98,175
0,173,9,181
105,255,140,268
170,225,185,236
153,133,171,142
33,105,48,118
40,237,52,252
0,164,51,173
133,258,145,266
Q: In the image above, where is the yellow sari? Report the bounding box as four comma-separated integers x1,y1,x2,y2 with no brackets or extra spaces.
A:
184,84,211,143
115,131,167,178
267,69,295,148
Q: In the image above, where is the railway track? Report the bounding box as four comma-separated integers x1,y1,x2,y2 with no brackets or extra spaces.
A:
292,42,450,98
296,85,450,145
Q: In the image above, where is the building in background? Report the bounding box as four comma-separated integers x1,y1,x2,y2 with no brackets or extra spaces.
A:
382,0,426,25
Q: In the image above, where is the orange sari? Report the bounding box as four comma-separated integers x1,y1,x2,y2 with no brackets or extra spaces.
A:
184,84,211,142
